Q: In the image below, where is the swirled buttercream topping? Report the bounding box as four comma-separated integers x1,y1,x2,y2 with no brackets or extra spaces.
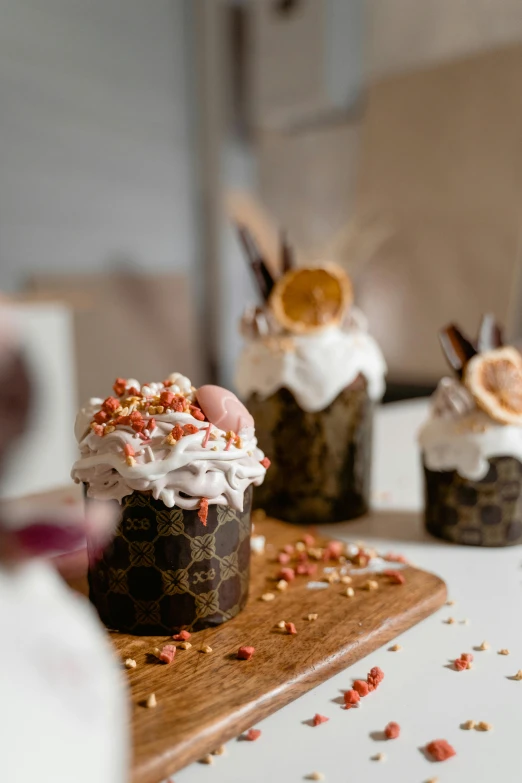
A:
71,374,267,511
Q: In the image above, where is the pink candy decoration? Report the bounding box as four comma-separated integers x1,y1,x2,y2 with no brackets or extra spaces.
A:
196,385,254,434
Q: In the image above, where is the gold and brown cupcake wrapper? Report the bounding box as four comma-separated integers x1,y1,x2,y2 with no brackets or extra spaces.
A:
87,487,252,634
423,457,522,547
247,380,373,525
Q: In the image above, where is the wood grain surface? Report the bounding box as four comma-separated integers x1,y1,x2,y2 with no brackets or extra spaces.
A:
72,516,446,783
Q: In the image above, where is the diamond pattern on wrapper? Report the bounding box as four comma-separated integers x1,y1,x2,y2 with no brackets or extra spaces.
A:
424,457,522,546
87,486,252,633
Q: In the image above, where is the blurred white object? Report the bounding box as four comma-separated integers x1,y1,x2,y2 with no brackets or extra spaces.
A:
0,560,129,783
0,303,76,499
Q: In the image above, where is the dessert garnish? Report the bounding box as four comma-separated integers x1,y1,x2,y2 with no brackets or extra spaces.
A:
236,223,353,335
465,347,522,425
438,315,522,425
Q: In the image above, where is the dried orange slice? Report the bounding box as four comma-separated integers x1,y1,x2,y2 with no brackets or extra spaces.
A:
464,347,522,424
269,263,352,334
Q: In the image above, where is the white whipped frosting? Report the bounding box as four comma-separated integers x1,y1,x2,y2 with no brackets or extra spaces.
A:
235,308,387,412
71,375,266,511
419,377,522,479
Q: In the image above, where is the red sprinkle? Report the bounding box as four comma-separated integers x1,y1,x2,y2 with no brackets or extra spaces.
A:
237,646,255,660
260,457,271,469
303,534,315,547
162,379,173,387
325,541,344,560
278,552,291,565
384,721,400,739
102,396,120,414
454,658,468,671
367,666,385,691
127,386,142,397
312,714,329,726
190,405,206,421
147,417,156,432
113,377,127,396
353,679,370,697
425,739,456,762
172,630,191,641
202,425,212,447
384,569,406,585
160,390,175,406
124,444,135,457
198,499,209,527
278,567,295,582
244,729,261,741
344,689,360,707
285,622,297,635
283,544,294,555
159,644,176,664
183,423,199,435
94,410,109,424
171,424,184,441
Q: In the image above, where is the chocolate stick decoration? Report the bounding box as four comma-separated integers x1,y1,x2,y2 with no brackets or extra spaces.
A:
438,324,478,378
280,231,294,274
236,224,275,301
477,313,503,353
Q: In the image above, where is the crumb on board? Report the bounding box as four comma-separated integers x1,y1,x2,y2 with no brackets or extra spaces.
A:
307,613,318,621
425,739,456,761
389,644,402,652
478,640,490,651
462,720,476,730
124,658,136,669
244,728,261,741
261,592,275,602
306,773,325,781
179,641,192,650
145,693,157,709
384,722,400,739
476,721,493,732
237,645,255,660
372,752,386,761
513,670,522,680
211,746,226,756
201,645,213,654
199,754,213,765
344,587,355,597
285,622,297,635
312,714,329,726
498,648,510,655
172,630,191,641
446,599,456,606
461,618,470,625
276,620,286,629
276,579,288,591
444,617,456,625
363,579,379,591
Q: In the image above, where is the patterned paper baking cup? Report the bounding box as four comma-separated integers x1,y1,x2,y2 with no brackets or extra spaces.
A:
86,486,252,634
423,457,522,547
246,377,373,524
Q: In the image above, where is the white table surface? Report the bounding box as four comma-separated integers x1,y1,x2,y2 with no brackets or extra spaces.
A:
171,399,522,783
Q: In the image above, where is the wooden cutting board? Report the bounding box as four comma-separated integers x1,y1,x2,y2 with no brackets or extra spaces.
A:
71,516,446,783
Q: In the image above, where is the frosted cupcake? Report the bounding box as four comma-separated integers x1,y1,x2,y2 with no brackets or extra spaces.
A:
419,317,522,546
71,374,268,632
235,229,386,524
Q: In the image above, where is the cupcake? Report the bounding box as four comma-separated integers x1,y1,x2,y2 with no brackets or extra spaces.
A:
234,228,386,524
419,316,522,546
71,374,268,633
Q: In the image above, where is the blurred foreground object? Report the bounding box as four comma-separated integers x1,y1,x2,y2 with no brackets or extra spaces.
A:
0,308,128,783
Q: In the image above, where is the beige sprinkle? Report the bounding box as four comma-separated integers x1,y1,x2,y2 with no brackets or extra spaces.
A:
276,620,286,629
390,644,402,652
446,599,456,606
479,640,490,651
344,587,355,598
498,648,510,656
513,670,522,680
105,425,115,434
363,579,379,591
211,446,219,451
308,548,324,561
307,773,325,781
201,645,213,654
124,658,136,669
126,456,136,467
466,661,473,669
146,693,157,709
324,571,340,584
462,719,476,730
199,754,214,765
295,542,306,552
156,405,165,414
445,617,456,625
148,406,156,415
372,752,386,762
211,745,226,756
276,579,288,592
179,641,192,650
261,592,275,602
426,778,439,783
307,613,318,621
341,575,353,585
476,721,493,732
